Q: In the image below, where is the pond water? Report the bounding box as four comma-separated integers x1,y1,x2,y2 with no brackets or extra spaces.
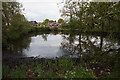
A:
23,34,65,58
3,32,120,59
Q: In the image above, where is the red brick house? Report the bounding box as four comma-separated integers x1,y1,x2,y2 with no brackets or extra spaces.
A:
48,22,61,27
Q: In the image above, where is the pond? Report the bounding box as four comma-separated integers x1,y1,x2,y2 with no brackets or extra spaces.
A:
3,32,120,59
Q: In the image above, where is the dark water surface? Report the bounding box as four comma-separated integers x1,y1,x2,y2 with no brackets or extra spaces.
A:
3,32,120,59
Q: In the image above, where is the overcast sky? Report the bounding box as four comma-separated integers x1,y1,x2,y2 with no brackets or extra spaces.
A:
18,0,64,22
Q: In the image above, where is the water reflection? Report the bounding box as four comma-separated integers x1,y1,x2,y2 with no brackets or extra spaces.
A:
61,33,120,57
24,34,65,58
3,35,31,58
3,32,120,59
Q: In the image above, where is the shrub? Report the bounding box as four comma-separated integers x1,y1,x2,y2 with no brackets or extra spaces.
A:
51,27,59,31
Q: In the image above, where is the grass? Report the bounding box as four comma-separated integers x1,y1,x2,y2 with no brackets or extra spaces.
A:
2,58,96,79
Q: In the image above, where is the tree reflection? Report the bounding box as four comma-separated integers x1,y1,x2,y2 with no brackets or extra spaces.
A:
3,35,32,57
60,32,120,77
42,34,48,41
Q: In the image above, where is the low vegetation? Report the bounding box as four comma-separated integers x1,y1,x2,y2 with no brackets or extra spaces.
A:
2,58,96,78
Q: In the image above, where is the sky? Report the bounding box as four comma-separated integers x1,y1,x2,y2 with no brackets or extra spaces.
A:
18,0,64,22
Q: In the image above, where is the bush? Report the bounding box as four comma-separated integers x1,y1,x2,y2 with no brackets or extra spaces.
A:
44,27,51,31
51,27,59,31
32,26,51,32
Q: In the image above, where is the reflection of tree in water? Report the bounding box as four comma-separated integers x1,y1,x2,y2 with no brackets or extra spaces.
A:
42,34,48,41
5,36,32,56
3,32,57,58
61,33,120,56
60,33,120,77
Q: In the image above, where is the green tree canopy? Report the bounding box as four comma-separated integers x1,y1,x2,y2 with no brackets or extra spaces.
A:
58,18,64,23
42,19,49,26
2,2,31,47
60,0,120,32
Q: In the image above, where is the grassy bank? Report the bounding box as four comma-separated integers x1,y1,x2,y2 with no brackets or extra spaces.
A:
2,57,96,79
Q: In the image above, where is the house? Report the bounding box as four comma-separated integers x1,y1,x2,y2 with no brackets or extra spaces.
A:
29,21,62,27
37,22,42,26
48,22,61,27
29,21,38,26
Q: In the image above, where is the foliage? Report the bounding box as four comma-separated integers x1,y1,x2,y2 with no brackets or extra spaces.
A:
107,53,120,78
42,19,50,26
64,65,95,78
49,20,54,22
3,58,95,78
51,27,59,31
60,1,120,32
32,26,51,32
8,14,31,40
2,2,32,47
68,18,80,30
31,26,63,32
34,64,44,77
42,19,55,26
9,66,27,78
58,57,74,70
58,18,64,23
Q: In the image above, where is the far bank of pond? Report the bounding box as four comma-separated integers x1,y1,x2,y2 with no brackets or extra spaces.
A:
2,31,120,79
